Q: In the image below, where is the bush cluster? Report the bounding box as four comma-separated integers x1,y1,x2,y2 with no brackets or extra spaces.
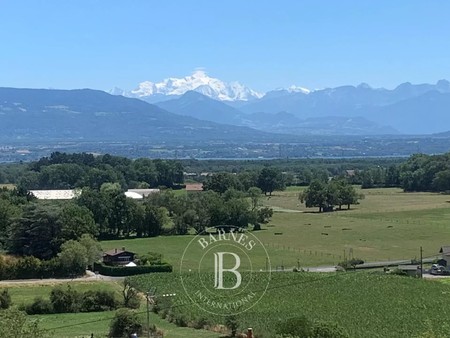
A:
23,286,119,315
0,254,88,280
275,315,349,338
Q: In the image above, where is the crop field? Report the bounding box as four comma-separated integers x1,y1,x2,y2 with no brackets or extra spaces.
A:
2,281,220,338
129,271,450,338
102,188,450,269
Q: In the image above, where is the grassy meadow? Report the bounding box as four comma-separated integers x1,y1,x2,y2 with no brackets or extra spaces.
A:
102,187,450,269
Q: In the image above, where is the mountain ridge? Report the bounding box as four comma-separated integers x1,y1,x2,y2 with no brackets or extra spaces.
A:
0,87,284,142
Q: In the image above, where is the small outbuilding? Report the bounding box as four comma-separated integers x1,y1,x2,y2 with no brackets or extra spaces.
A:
397,265,421,277
439,246,450,265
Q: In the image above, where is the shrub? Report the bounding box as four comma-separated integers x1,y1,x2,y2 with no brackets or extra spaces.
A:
275,315,313,337
122,281,141,309
0,307,48,338
81,290,118,312
275,316,349,338
50,286,81,313
24,297,53,315
138,252,163,266
257,207,274,223
312,321,349,338
225,314,239,337
109,308,143,338
192,316,209,329
0,289,11,309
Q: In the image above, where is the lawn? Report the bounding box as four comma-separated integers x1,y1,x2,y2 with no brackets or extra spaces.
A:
102,188,450,269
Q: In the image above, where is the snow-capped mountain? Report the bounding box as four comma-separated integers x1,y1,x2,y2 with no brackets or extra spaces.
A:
111,70,265,102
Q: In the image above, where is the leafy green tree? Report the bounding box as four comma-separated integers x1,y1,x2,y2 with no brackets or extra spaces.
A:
50,285,81,313
0,307,50,338
0,198,20,249
247,187,262,211
257,167,285,196
60,203,98,241
37,163,84,189
122,280,141,309
78,234,103,269
8,204,62,259
76,187,111,236
203,172,243,194
432,170,450,191
337,182,360,209
109,308,143,338
144,205,168,237
154,160,183,188
58,240,88,276
237,171,258,190
124,198,145,237
299,180,326,212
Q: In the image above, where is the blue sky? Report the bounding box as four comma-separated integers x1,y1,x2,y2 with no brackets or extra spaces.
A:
1,1,449,92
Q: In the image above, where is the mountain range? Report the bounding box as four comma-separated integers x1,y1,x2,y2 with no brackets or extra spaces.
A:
0,87,284,143
112,71,450,135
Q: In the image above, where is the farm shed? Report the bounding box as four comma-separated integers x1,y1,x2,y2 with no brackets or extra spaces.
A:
126,188,160,198
439,246,450,266
397,265,421,277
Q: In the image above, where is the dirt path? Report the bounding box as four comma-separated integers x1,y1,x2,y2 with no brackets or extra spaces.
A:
0,271,124,286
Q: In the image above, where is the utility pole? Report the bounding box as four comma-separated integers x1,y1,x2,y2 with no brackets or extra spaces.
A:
146,292,151,338
146,289,175,338
420,246,423,279
146,288,157,338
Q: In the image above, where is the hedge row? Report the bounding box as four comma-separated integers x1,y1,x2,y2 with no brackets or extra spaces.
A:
93,263,172,276
0,255,82,280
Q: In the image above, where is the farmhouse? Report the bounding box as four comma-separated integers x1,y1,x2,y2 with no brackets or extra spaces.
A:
103,248,136,266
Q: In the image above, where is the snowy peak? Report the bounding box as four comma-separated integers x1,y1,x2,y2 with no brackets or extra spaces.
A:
286,85,311,94
112,70,264,102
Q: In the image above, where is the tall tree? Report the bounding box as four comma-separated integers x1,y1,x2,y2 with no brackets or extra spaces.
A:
257,167,285,196
8,204,62,259
60,203,98,241
299,180,326,212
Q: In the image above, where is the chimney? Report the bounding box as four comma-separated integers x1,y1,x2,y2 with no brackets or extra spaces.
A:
115,248,117,253
247,328,253,338
122,247,125,251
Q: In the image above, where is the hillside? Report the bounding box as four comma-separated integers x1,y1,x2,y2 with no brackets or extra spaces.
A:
0,87,279,143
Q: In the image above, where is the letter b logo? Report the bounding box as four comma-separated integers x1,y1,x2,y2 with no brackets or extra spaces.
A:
214,252,242,290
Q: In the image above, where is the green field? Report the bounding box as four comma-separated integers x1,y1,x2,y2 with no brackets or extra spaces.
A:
6,187,450,337
102,188,450,269
129,271,450,338
2,281,220,338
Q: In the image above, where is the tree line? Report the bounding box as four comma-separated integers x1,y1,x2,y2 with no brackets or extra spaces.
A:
13,152,184,190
